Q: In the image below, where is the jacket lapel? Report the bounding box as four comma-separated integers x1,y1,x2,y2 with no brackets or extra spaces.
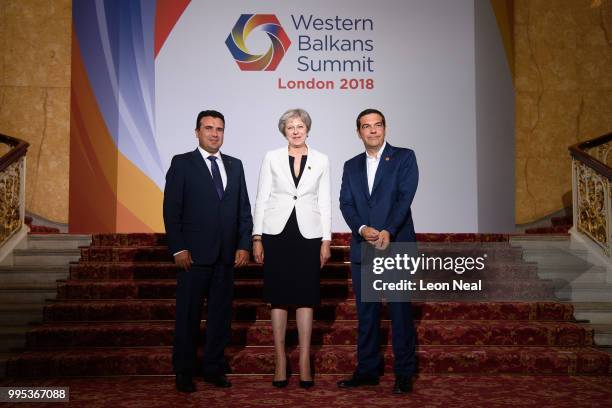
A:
279,148,297,192
189,149,226,202
190,149,215,186
221,153,234,201
357,153,370,200
370,143,394,197
296,145,314,192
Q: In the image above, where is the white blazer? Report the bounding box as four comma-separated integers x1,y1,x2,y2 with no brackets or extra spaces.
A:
253,145,332,240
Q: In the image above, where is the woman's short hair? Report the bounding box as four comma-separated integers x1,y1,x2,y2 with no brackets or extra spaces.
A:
278,109,312,134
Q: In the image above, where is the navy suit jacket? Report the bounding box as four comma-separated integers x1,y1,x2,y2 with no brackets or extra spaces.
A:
163,149,253,265
339,143,418,263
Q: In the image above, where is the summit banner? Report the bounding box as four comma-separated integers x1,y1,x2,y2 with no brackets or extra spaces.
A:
155,0,485,233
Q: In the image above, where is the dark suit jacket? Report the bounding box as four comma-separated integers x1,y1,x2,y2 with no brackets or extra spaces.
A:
163,149,253,265
339,143,418,263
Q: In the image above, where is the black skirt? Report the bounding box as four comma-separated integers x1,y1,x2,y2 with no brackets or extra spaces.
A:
262,209,321,306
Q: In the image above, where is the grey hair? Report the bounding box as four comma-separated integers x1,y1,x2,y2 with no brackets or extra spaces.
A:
278,108,312,135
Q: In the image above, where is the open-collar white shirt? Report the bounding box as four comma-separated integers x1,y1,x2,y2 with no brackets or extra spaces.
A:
359,141,387,235
365,141,387,194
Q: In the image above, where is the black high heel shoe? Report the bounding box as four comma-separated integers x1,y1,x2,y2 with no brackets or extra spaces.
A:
272,360,291,388
299,356,315,388
272,379,289,388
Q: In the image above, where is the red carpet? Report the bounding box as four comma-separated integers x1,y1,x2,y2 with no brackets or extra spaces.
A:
5,233,611,380
1,375,611,407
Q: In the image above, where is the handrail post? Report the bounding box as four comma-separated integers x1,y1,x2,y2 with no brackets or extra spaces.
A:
19,156,27,230
608,176,612,257
572,160,578,233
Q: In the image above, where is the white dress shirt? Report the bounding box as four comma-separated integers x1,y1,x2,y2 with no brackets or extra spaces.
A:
359,141,387,235
198,146,227,189
366,141,386,194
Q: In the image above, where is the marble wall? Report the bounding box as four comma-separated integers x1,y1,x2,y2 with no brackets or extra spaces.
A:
515,0,612,223
0,0,71,224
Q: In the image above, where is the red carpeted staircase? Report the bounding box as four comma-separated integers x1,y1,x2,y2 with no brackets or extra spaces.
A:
5,233,611,377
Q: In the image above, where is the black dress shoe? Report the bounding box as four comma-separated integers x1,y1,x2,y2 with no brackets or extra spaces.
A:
337,374,379,388
272,379,289,388
299,380,314,389
203,374,232,388
175,374,196,393
392,376,413,394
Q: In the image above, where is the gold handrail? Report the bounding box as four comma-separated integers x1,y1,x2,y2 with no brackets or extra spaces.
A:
569,132,612,256
0,134,29,172
0,134,29,247
569,132,612,178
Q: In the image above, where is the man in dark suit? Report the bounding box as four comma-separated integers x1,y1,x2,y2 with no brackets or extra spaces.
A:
338,108,418,394
163,110,253,392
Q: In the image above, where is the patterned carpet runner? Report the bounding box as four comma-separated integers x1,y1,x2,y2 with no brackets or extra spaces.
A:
6,233,611,377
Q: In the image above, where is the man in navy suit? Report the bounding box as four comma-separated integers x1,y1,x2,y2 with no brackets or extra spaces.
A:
338,108,418,394
163,110,253,392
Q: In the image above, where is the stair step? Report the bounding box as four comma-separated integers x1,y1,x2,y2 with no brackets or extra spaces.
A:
6,345,609,377
0,265,69,284
595,333,612,347
79,245,524,263
600,346,612,356
67,261,539,280
42,300,574,322
0,283,58,303
0,352,19,378
524,226,571,234
510,235,570,243
555,283,612,302
539,271,607,285
27,234,91,250
13,249,81,266
585,324,612,347
24,320,593,348
91,233,169,247
54,279,555,301
88,233,508,247
572,302,612,325
0,303,43,324
0,326,30,350
550,215,572,225
522,251,592,267
534,261,607,281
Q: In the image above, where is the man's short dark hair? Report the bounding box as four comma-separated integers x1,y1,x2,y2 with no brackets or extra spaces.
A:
356,108,386,129
196,110,225,130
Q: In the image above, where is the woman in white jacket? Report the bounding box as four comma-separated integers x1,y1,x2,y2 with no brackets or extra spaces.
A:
252,108,332,389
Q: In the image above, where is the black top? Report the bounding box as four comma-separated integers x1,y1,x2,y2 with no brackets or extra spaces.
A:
289,155,307,187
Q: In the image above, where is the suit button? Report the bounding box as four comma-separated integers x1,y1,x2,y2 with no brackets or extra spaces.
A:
293,196,297,200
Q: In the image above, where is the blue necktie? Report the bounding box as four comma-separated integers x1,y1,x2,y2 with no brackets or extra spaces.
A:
208,156,224,200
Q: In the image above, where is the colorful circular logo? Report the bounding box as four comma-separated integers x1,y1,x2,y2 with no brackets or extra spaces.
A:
225,14,292,71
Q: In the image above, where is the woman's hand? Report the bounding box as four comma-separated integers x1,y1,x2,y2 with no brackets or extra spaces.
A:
320,240,331,268
253,240,264,264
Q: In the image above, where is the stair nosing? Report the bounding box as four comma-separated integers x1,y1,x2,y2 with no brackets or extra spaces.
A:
13,249,82,255
28,234,91,240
